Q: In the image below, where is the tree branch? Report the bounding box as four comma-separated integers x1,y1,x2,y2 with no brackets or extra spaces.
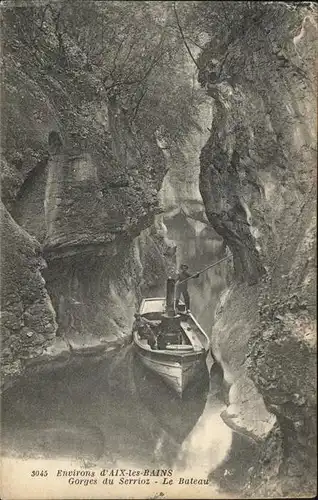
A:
117,35,139,73
131,85,149,121
103,28,167,96
173,2,200,70
186,36,205,51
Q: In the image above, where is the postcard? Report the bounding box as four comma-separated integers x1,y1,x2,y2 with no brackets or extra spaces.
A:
1,1,316,499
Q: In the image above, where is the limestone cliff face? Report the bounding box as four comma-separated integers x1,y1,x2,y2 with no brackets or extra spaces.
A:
0,5,171,389
1,142,170,394
41,108,164,256
0,203,57,389
159,101,212,218
198,4,317,495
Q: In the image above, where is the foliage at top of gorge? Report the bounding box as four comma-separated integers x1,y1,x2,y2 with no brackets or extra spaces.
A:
1,0,208,206
3,0,315,209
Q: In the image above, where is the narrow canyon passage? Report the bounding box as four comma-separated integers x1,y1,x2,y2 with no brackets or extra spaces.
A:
1,161,240,496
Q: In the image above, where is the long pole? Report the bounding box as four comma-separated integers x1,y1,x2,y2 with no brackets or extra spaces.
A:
178,255,232,284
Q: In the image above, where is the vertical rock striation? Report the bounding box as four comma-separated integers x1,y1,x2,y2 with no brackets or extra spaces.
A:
198,3,317,496
0,203,57,389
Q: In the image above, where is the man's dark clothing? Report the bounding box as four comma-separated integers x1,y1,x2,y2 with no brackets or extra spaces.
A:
176,269,198,311
147,334,156,349
176,288,190,310
176,270,191,310
133,317,157,349
157,333,167,350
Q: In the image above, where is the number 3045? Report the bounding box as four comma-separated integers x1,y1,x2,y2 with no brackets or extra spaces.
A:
31,470,48,477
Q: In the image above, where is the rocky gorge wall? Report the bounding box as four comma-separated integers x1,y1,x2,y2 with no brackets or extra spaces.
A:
197,3,317,496
0,202,57,389
0,4,176,391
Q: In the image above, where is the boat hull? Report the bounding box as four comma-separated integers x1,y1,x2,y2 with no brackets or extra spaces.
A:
135,347,207,396
133,297,210,397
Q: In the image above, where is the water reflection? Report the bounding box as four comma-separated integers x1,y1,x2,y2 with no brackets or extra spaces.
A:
1,207,236,490
133,353,210,444
1,345,239,500
1,346,210,468
175,392,232,477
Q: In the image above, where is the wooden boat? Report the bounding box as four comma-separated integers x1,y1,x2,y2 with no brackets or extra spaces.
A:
132,279,210,397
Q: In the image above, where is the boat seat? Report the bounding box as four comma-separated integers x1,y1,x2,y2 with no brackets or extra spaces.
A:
142,313,162,323
165,345,193,351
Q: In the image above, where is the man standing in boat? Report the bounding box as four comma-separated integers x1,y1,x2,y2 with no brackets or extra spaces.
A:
175,264,199,313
